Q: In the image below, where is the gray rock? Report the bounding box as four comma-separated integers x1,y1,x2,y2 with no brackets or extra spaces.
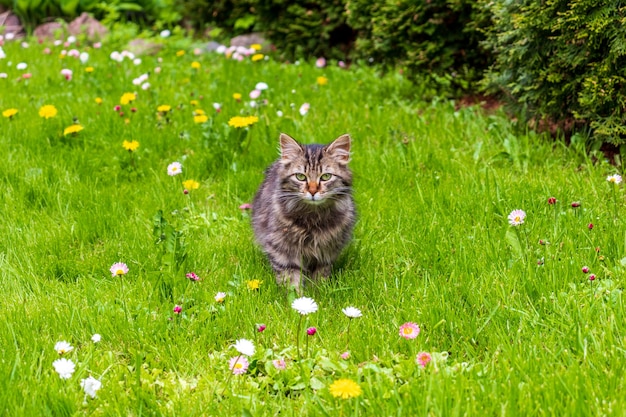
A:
230,33,266,48
127,38,163,55
68,12,108,40
0,10,26,39
34,22,66,40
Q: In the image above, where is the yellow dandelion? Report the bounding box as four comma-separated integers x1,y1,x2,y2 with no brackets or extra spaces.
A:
251,53,264,62
233,93,242,101
190,100,199,106
250,43,262,51
193,109,205,116
95,97,103,105
2,108,18,118
317,76,328,86
182,179,200,190
120,92,136,105
85,67,94,73
122,140,140,151
63,124,84,136
125,118,131,125
228,115,259,128
329,378,362,399
246,279,263,290
194,114,208,124
157,104,171,113
191,61,201,69
38,105,58,119
176,50,185,57
58,53,65,59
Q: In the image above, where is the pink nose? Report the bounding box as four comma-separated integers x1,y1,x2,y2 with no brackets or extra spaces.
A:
308,182,318,195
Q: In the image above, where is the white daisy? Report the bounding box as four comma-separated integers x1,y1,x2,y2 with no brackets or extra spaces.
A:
291,297,318,315
54,341,74,355
52,358,76,379
91,334,101,343
233,338,255,356
342,306,362,319
167,162,182,176
80,376,102,398
607,174,622,184
507,209,526,226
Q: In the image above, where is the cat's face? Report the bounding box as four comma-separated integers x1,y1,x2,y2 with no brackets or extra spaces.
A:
278,133,352,206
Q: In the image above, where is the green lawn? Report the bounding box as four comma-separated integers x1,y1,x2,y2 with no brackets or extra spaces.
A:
0,33,624,416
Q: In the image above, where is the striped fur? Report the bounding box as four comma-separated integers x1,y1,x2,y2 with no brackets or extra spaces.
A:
252,133,356,290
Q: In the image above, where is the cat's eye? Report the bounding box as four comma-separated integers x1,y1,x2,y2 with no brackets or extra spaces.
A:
295,173,307,181
320,173,332,181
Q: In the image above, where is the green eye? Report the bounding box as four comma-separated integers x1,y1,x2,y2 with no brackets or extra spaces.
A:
295,173,307,181
320,173,332,181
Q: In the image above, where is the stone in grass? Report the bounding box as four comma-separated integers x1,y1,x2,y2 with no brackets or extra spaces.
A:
0,10,26,39
230,32,268,49
34,22,66,40
68,12,108,40
127,38,163,56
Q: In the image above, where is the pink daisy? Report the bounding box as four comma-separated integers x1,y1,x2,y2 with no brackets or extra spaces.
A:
272,359,286,370
229,356,249,375
416,352,432,368
399,322,420,340
109,262,128,277
185,272,200,281
507,209,526,226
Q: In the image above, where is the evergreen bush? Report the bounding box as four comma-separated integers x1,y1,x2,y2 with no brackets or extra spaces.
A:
482,0,626,145
346,0,491,96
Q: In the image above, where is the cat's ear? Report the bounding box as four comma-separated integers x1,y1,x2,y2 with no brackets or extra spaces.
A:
325,134,351,164
279,133,303,163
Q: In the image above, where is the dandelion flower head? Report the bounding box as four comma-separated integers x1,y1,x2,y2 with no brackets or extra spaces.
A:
229,356,249,375
39,105,58,119
329,378,362,399
120,92,136,105
317,76,328,86
194,114,208,124
63,124,84,136
228,115,259,128
246,279,262,290
251,53,264,62
182,179,200,190
399,322,420,339
110,262,129,277
3,108,18,118
157,104,171,113
507,209,526,226
233,338,255,356
291,297,318,315
191,61,201,69
122,140,139,151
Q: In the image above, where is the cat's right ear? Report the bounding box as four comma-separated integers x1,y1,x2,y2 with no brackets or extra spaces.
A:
279,133,303,163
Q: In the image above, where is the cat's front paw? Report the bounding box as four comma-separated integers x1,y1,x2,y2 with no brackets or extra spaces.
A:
276,269,303,293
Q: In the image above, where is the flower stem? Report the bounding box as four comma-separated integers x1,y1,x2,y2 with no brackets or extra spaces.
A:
296,315,302,361
219,354,241,397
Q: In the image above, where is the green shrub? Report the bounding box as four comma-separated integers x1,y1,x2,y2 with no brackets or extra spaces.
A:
482,0,626,146
0,0,180,31
346,0,491,96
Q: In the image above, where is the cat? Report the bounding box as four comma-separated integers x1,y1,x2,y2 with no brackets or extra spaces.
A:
252,133,356,290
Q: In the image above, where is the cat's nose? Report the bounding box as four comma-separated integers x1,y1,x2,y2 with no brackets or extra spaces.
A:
308,182,318,195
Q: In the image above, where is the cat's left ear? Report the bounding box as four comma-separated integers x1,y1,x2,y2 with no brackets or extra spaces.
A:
325,134,351,164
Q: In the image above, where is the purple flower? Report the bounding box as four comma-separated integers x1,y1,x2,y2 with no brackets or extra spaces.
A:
185,272,200,281
173,305,182,314
306,327,317,336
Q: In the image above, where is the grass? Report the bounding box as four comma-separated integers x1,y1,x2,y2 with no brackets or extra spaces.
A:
1,33,625,416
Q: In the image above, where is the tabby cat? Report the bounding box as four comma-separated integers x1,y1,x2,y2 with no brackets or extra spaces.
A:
252,133,356,290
